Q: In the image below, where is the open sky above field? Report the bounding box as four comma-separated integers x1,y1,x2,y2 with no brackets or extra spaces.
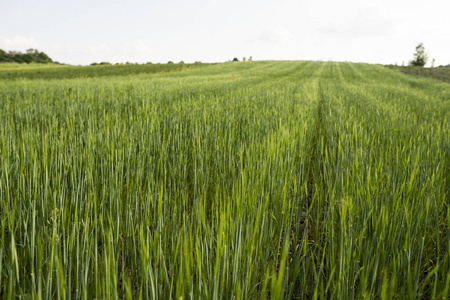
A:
1,0,449,66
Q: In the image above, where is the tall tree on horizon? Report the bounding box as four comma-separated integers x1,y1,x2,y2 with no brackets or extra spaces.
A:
409,43,428,67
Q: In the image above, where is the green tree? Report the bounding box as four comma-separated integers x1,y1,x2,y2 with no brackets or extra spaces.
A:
0,49,11,62
22,53,34,63
36,51,53,63
409,43,428,67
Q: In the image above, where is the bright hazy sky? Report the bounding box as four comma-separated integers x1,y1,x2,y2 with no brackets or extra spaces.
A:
1,0,449,66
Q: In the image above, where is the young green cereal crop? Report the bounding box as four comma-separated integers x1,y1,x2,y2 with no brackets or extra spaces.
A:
0,61,449,299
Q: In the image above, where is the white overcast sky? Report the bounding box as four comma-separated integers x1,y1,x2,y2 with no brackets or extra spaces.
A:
1,0,449,66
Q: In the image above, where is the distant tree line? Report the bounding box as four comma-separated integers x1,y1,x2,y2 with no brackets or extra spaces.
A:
0,48,53,63
90,62,112,66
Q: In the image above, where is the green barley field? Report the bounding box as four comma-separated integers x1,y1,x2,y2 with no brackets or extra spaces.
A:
0,61,449,299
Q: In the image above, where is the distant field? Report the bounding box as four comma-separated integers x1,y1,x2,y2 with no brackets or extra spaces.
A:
0,62,68,70
0,62,214,80
0,61,449,299
386,65,450,83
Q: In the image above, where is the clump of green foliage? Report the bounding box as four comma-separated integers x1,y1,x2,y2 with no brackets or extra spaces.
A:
91,62,112,66
0,48,53,64
409,43,428,67
0,61,449,299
